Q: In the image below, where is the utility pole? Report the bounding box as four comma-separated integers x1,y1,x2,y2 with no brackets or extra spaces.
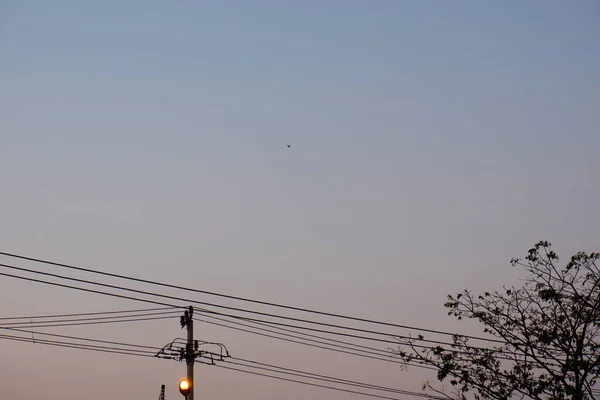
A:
182,306,194,400
156,306,230,399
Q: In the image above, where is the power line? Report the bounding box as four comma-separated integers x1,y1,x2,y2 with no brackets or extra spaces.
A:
196,308,410,346
0,333,156,357
196,311,563,370
0,263,475,350
192,313,442,371
0,310,181,326
0,265,515,361
0,326,441,400
196,312,397,359
0,250,502,343
4,261,551,366
0,333,154,355
226,357,443,399
0,270,180,309
194,316,438,371
0,306,174,320
214,363,430,400
193,309,519,361
0,315,178,329
1,259,569,371
196,313,561,371
1,328,584,400
1,265,549,367
3,328,161,350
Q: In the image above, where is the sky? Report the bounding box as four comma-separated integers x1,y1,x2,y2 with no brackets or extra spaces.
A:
1,1,599,399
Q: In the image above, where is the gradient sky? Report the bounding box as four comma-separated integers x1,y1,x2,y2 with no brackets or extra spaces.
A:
1,1,599,399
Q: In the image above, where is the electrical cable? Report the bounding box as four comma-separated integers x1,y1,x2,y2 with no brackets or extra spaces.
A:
196,312,397,359
0,306,174,320
0,263,489,352
0,269,180,308
195,312,563,369
213,363,432,400
194,309,518,361
0,331,442,400
0,314,177,329
2,265,559,367
0,333,156,357
2,315,177,329
3,327,161,350
0,250,503,343
194,316,438,371
225,357,443,399
0,257,582,398
0,310,181,326
0,266,518,361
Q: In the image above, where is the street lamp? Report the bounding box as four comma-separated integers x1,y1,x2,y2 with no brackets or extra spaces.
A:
179,379,191,398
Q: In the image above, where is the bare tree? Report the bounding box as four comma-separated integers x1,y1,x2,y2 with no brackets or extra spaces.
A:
398,241,600,400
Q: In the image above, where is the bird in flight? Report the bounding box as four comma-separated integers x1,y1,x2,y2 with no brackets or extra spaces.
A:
286,144,291,148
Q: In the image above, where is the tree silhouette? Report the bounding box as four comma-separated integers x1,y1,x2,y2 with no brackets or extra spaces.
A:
398,241,600,400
